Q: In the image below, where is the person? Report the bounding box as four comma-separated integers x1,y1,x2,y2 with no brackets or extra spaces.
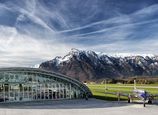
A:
85,94,88,100
128,93,131,103
84,92,88,100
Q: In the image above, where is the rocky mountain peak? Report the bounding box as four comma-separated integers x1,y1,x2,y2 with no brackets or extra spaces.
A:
39,49,158,81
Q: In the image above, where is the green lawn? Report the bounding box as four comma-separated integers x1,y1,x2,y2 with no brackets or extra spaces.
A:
87,84,158,101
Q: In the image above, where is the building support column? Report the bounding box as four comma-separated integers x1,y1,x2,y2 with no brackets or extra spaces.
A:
59,83,61,99
69,84,71,99
23,84,24,101
31,84,33,100
44,84,45,100
51,83,53,100
8,84,9,102
38,84,40,100
48,84,49,100
3,84,5,102
55,84,57,99
27,85,29,101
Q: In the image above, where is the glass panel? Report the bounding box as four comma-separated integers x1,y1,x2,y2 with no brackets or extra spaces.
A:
0,71,85,102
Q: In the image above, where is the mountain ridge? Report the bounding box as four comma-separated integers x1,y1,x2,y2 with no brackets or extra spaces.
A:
39,49,158,81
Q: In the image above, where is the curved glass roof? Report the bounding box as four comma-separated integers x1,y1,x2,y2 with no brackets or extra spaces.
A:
0,67,92,96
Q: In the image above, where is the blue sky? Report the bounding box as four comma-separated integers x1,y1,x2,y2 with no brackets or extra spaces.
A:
0,0,158,67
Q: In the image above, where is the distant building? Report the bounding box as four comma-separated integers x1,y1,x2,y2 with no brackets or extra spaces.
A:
0,68,92,102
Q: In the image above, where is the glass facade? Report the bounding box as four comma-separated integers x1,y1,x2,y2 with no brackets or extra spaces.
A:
0,68,90,103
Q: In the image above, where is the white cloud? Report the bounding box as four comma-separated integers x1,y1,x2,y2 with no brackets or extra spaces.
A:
0,25,72,67
84,38,158,55
1,1,158,67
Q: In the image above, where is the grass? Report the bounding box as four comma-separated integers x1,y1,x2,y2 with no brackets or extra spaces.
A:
87,84,158,101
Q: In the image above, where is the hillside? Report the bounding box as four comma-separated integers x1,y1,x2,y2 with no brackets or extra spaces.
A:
39,49,158,81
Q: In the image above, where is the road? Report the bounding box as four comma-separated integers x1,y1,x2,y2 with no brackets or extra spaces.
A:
0,99,157,115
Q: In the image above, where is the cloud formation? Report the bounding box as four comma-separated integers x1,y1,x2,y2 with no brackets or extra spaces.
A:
0,25,72,67
0,0,158,67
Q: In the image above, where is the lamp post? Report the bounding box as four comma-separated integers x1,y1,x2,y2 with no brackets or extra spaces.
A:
134,79,136,89
104,79,107,100
104,79,107,91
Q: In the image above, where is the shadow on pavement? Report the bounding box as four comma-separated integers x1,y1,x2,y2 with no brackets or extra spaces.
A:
0,98,132,109
0,98,157,109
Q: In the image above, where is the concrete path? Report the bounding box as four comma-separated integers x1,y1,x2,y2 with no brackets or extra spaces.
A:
0,98,157,115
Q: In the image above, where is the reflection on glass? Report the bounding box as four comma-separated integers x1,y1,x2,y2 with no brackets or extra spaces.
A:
0,72,84,102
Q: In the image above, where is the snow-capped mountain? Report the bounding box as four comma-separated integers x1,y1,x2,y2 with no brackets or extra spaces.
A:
39,49,158,81
30,64,40,68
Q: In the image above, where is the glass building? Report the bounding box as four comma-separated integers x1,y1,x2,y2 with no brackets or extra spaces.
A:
0,68,92,102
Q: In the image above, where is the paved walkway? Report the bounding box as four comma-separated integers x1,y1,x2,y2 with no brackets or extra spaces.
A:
0,98,157,115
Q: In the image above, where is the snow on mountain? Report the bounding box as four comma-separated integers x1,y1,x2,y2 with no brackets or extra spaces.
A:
96,52,155,58
50,49,156,66
30,64,40,68
39,49,158,81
